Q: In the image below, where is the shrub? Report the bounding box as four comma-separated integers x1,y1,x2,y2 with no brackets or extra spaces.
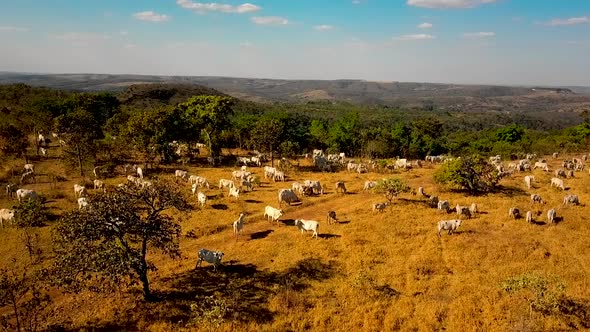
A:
13,200,48,228
375,178,412,202
433,156,501,194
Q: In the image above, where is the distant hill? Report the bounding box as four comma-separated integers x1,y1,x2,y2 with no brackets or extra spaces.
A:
117,83,227,109
1,72,590,120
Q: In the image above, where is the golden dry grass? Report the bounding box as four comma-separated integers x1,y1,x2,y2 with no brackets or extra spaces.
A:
2,152,590,331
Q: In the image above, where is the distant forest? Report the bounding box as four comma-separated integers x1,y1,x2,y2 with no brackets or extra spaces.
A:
1,83,590,170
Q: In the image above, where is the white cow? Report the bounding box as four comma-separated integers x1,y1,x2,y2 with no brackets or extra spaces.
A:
6,184,17,198
363,181,377,191
127,175,140,185
239,180,253,192
228,186,240,200
550,177,565,190
191,176,210,189
93,179,105,192
16,189,39,203
137,167,144,179
531,194,545,204
23,164,34,173
233,213,246,239
508,207,520,219
74,184,86,198
554,169,566,178
547,209,557,224
292,182,305,195
524,175,534,189
0,209,15,227
533,162,549,172
175,170,189,181
563,195,580,206
335,182,347,194
294,219,320,239
395,159,408,169
197,192,207,207
278,189,299,206
456,204,471,219
273,171,285,182
196,249,224,271
437,219,462,237
264,206,284,224
20,171,35,184
40,147,47,157
264,166,276,179
469,203,478,216
303,180,323,195
525,211,533,223
78,197,89,210
219,179,235,190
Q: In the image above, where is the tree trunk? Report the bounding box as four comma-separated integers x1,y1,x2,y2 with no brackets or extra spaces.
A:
76,144,83,177
138,237,153,301
270,143,274,168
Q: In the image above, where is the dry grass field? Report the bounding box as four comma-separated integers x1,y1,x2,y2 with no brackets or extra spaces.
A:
2,151,590,331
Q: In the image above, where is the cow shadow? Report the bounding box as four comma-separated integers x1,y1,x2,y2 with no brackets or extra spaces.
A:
250,230,273,240
495,185,528,198
455,230,476,235
244,199,263,203
155,258,339,325
335,220,351,225
531,220,547,226
319,234,341,239
211,204,229,210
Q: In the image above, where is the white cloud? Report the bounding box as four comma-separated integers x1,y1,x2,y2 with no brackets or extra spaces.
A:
352,0,363,4
0,26,29,32
394,34,435,41
240,41,254,48
547,16,589,26
251,16,289,25
52,32,111,41
463,31,495,39
314,25,334,31
176,0,261,14
132,11,170,22
418,22,433,29
407,0,497,9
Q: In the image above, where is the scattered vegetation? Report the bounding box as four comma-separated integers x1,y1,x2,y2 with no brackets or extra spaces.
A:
434,156,501,194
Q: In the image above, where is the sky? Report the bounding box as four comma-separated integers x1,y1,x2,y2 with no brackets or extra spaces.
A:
0,0,589,86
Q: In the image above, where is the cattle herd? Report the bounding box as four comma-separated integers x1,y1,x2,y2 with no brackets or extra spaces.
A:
1,150,587,272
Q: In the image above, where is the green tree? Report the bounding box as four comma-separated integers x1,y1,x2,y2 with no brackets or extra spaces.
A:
495,124,525,143
375,178,412,202
328,112,361,155
433,156,501,194
13,200,48,228
176,96,234,159
51,181,190,301
249,118,284,167
309,119,328,150
0,123,29,162
54,109,102,177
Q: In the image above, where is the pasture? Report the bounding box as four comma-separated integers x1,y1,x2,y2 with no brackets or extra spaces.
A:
1,152,590,331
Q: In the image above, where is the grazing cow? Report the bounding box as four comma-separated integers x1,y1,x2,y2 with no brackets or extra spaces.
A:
335,182,347,194
0,209,15,227
456,204,471,219
192,176,210,189
533,162,549,172
127,175,140,185
74,184,86,198
509,207,520,219
16,189,38,203
219,179,235,190
78,197,89,210
239,180,253,192
326,211,337,225
23,164,34,173
136,167,144,179
233,213,246,239
395,159,408,169
417,187,430,198
228,186,240,200
189,175,199,185
93,179,105,192
264,166,276,179
567,170,575,178
303,180,323,195
175,170,189,181
264,206,284,224
531,194,545,204
294,219,320,239
232,170,251,182
526,211,533,223
437,219,462,237
373,202,389,213
524,175,534,189
347,161,360,172
356,164,368,174
550,177,565,190
469,203,478,216
547,209,557,224
563,194,580,206
278,189,299,206
197,192,207,207
273,171,285,182
552,152,559,158
6,184,17,198
20,171,35,184
292,182,305,195
196,249,224,271
363,181,377,191
40,147,47,157
437,200,450,213
554,169,567,178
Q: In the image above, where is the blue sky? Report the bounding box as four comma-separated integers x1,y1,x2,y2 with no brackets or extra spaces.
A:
0,0,589,86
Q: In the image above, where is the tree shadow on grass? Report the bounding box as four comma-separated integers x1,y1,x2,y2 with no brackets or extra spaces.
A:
319,234,341,239
495,185,528,198
244,199,263,203
278,219,296,226
152,258,340,326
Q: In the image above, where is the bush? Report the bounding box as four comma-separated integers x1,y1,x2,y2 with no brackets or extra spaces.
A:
375,177,412,202
433,156,501,194
13,201,48,228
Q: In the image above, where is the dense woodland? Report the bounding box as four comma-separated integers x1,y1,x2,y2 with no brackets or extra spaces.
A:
1,83,589,173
